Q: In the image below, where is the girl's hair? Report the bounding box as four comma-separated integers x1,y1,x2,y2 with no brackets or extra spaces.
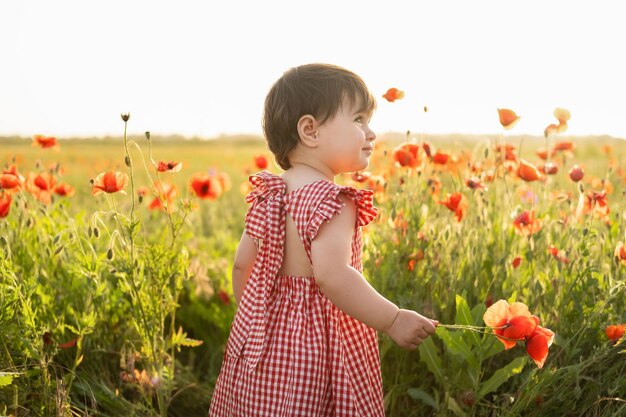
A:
262,63,376,170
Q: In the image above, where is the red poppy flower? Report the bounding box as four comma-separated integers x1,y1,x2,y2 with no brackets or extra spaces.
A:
497,108,520,130
540,162,558,175
432,151,450,165
615,242,626,266
0,173,21,191
148,182,177,212
253,155,269,170
554,141,574,152
584,190,609,219
382,87,405,102
33,135,59,149
569,165,584,182
526,326,554,368
605,324,625,343
156,161,182,173
483,300,537,349
535,149,553,160
191,173,223,200
512,256,522,269
517,159,542,182
58,338,78,349
465,177,486,190
92,171,129,196
0,193,12,218
218,289,231,305
26,172,56,204
392,143,421,168
54,183,75,197
513,210,542,236
439,192,468,222
548,245,569,263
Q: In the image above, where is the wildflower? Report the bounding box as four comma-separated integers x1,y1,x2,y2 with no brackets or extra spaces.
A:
218,289,231,305
26,172,56,204
465,177,486,190
548,245,569,263
432,151,450,165
536,148,553,160
92,171,129,196
554,107,571,125
569,165,584,182
148,182,177,212
483,300,538,349
517,159,542,182
512,210,542,236
0,193,12,218
58,338,78,349
497,108,520,130
544,123,560,138
526,326,554,368
191,173,223,200
392,143,421,168
615,242,626,265
351,171,371,183
156,161,183,173
253,155,269,170
605,324,625,344
121,113,130,122
32,135,59,149
584,190,609,219
54,183,75,197
382,87,405,102
439,192,468,222
407,249,424,271
512,256,522,269
554,141,574,152
540,162,558,175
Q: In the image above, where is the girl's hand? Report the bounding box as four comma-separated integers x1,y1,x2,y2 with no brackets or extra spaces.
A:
384,309,438,350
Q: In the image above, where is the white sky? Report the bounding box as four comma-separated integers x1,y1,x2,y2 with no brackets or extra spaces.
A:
1,0,624,140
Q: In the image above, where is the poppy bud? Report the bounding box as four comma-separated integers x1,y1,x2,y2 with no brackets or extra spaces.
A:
54,246,64,255
0,235,7,246
138,194,143,204
87,227,92,237
423,106,428,113
125,156,131,167
107,248,114,260
53,234,61,244
569,165,584,182
93,227,100,238
121,113,130,122
145,131,151,141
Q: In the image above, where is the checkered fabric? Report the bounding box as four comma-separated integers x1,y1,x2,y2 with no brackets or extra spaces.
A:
209,171,383,417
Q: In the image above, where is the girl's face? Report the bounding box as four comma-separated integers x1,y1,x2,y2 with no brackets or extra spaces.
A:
317,99,376,175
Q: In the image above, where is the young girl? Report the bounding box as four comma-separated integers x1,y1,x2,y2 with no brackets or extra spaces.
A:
209,63,438,417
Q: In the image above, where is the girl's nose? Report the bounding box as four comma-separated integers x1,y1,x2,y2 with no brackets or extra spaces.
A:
366,128,376,142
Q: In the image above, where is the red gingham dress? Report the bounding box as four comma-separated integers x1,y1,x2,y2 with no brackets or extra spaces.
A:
209,171,384,417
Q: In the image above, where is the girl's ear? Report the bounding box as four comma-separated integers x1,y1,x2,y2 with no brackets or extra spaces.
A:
297,114,320,148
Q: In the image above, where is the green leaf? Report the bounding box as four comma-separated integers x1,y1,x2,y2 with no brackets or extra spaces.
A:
407,388,439,410
477,356,526,400
455,295,481,349
0,372,20,388
436,327,479,370
446,395,467,416
418,337,444,384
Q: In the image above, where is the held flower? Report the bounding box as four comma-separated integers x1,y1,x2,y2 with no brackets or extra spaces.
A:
92,171,129,196
483,300,537,349
526,326,554,368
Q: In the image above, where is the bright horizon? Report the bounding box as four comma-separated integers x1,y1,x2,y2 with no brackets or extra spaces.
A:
1,1,625,141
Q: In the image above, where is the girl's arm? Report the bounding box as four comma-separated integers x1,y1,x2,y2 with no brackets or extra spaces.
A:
232,230,257,305
311,194,437,349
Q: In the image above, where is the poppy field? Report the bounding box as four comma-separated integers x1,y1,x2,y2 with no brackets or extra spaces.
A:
1,109,626,416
